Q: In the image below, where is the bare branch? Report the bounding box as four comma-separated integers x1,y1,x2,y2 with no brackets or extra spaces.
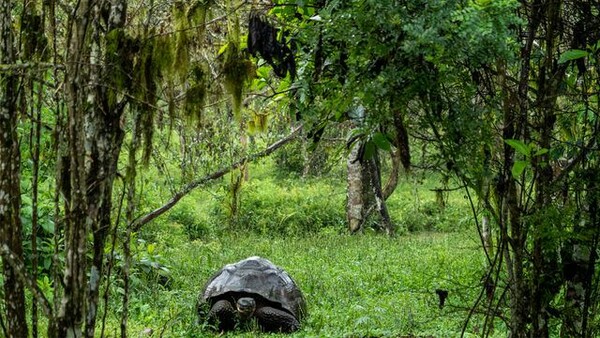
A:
0,62,64,72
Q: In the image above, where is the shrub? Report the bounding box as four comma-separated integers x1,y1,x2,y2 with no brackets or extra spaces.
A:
211,177,347,235
167,198,213,241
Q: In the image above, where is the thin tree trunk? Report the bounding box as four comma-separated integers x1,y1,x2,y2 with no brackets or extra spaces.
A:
30,75,43,338
122,108,143,338
366,155,394,235
382,106,410,200
0,0,29,336
382,148,401,200
530,1,564,335
85,18,128,334
53,1,95,336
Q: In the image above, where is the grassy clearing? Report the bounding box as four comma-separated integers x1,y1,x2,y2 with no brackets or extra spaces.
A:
114,230,499,337
103,159,505,337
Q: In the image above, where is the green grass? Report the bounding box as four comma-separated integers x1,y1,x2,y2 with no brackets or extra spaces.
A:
99,159,506,337
107,228,504,337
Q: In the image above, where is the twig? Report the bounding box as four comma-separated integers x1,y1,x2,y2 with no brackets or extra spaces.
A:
0,62,65,72
131,124,303,231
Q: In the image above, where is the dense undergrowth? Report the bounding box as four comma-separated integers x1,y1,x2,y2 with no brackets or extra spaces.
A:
94,159,508,337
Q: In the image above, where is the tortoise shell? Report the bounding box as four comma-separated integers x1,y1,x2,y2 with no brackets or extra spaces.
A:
201,256,306,320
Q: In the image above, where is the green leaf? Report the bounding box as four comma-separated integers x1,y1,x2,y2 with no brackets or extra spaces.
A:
512,160,528,178
41,220,55,234
505,139,530,157
363,141,377,160
217,43,228,56
558,49,588,64
534,148,549,156
372,132,392,151
256,66,270,79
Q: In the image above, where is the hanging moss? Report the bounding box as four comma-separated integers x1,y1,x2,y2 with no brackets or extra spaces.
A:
140,109,155,166
183,64,207,123
133,38,158,103
248,112,269,134
222,41,255,120
153,35,175,79
129,34,161,167
172,2,190,81
253,112,269,133
248,120,257,135
105,28,138,108
188,0,213,38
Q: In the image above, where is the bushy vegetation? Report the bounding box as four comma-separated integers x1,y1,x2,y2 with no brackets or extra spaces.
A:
212,176,347,235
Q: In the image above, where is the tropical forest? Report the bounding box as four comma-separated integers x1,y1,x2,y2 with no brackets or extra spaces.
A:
1,0,599,337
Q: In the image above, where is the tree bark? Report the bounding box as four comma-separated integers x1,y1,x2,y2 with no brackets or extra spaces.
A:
0,0,29,336
347,140,363,232
53,1,95,336
84,3,128,336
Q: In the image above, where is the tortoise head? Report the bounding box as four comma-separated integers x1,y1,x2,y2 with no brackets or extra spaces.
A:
236,297,256,320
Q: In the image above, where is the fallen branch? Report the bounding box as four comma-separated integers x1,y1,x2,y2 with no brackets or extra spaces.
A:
131,124,303,231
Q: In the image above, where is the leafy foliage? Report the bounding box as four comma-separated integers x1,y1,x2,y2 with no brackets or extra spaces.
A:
210,175,346,235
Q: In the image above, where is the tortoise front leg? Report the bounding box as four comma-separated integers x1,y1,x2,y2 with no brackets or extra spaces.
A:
209,299,236,331
255,306,300,333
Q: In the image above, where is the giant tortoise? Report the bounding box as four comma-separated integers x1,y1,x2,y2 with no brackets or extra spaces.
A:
198,256,306,333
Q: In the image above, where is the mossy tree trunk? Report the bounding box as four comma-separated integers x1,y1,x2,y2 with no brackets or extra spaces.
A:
52,1,128,336
0,0,29,336
52,1,95,336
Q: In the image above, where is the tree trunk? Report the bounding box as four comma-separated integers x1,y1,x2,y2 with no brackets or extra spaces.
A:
84,2,128,336
382,148,401,200
0,1,29,336
364,154,395,235
347,140,363,232
52,1,96,336
382,105,410,200
347,141,395,235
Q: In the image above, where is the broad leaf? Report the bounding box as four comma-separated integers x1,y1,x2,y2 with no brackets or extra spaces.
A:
512,160,529,178
372,132,392,151
558,49,588,64
363,140,377,160
505,139,531,157
534,148,549,156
